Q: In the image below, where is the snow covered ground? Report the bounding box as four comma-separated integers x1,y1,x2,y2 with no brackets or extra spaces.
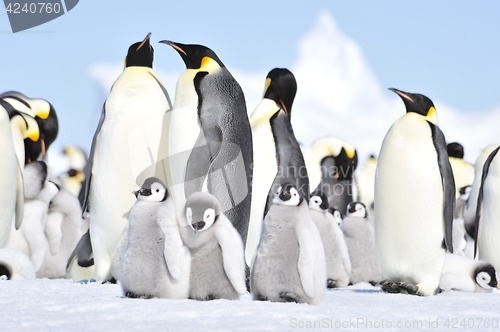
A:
2,279,499,331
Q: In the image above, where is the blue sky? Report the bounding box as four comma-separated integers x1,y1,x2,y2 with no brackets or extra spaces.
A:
1,0,499,156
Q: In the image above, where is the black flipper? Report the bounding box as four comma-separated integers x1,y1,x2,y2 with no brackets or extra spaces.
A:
263,110,309,217
428,122,455,253
81,104,106,214
474,146,500,258
66,229,94,272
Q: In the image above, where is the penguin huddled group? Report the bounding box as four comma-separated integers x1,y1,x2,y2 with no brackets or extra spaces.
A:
0,92,88,281
2,33,499,307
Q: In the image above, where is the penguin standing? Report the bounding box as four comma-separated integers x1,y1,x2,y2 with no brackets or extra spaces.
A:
309,190,351,288
159,41,252,246
120,177,190,299
251,183,325,305
81,33,172,281
341,202,380,285
0,107,24,247
474,146,500,276
304,137,358,215
463,144,499,238
37,186,85,278
246,68,299,264
6,161,59,273
180,192,246,300
440,253,498,293
375,88,454,296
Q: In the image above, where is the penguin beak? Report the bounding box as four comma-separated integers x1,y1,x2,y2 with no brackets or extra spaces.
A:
159,40,187,56
41,139,46,157
137,33,152,51
389,88,414,103
192,221,205,232
132,190,139,198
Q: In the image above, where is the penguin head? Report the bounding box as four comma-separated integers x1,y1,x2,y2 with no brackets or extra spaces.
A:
328,207,344,226
160,41,224,72
346,202,367,218
125,33,153,68
474,264,499,290
273,182,303,206
309,189,329,212
447,142,464,159
263,68,297,120
389,88,437,124
459,185,471,200
184,192,221,232
0,263,11,280
133,177,168,202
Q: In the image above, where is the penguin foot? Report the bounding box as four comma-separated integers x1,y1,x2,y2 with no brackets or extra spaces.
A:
101,277,117,285
254,294,268,301
125,291,152,299
369,280,379,287
397,282,420,296
380,280,400,293
327,279,338,289
279,292,299,303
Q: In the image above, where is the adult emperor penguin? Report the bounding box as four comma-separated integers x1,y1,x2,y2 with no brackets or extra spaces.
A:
447,142,474,200
474,146,500,276
375,88,455,296
246,68,301,264
120,178,190,299
180,192,246,300
0,91,58,164
463,144,499,238
0,107,24,247
81,33,172,281
159,41,252,247
304,136,358,215
251,183,325,305
309,190,351,288
440,253,498,293
341,202,380,285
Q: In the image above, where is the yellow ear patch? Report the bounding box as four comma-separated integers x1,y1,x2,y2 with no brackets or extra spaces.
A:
345,148,355,159
427,107,436,118
263,78,271,97
201,56,212,68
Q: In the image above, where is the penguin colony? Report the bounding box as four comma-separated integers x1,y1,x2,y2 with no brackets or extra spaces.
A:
0,34,498,306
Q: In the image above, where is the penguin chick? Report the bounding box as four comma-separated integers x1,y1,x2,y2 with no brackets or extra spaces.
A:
0,248,36,280
37,186,85,278
341,202,381,286
251,183,326,305
440,253,498,293
6,161,59,272
180,192,246,301
309,190,351,289
120,177,190,299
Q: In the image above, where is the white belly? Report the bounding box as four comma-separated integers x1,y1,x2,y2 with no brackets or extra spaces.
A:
90,67,170,280
375,114,445,294
245,111,277,264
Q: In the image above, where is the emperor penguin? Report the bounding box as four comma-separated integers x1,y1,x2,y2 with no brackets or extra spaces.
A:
375,88,455,296
251,183,326,305
120,177,190,299
341,202,380,285
447,142,474,200
159,41,252,246
0,107,24,247
304,136,358,215
180,192,246,300
6,161,59,272
455,185,471,220
246,68,300,264
440,253,498,293
37,186,85,278
0,248,36,280
309,190,351,288
0,91,58,164
463,144,499,238
81,33,172,281
474,146,500,276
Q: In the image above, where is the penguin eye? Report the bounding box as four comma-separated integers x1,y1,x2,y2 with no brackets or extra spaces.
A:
156,189,159,193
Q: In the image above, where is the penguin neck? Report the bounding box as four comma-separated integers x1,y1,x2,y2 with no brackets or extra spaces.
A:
249,99,280,127
173,69,200,109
